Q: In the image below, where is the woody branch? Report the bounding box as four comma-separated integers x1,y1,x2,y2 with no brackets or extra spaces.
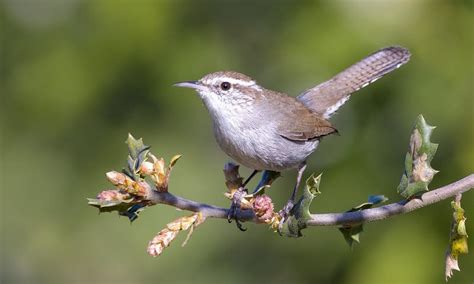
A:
144,174,473,226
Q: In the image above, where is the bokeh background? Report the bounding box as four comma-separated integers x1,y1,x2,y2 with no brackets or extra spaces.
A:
1,0,473,283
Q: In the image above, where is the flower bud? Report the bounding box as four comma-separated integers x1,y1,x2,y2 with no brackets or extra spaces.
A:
253,195,275,223
106,171,127,186
147,229,179,257
96,189,126,202
131,181,151,196
151,158,168,191
140,161,154,175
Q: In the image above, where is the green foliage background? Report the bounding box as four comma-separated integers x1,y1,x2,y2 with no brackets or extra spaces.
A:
1,1,473,283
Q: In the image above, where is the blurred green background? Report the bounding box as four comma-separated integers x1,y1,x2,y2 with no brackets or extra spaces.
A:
1,0,473,283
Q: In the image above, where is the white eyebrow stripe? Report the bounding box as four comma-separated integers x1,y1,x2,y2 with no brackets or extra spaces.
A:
249,85,263,91
207,77,257,86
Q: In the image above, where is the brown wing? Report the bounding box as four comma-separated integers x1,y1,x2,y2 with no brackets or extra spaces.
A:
264,91,337,141
297,46,410,119
279,115,337,141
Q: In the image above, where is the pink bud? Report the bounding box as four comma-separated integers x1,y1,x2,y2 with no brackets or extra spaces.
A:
133,181,151,196
96,190,124,202
253,195,275,223
147,241,164,257
140,161,154,175
147,229,179,257
106,171,127,186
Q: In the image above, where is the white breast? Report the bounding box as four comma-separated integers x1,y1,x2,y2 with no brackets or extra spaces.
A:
202,94,318,171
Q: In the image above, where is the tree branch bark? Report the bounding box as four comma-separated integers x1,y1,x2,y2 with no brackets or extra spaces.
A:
146,174,474,226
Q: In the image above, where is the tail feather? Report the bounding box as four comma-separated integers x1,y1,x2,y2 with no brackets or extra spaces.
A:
297,46,411,119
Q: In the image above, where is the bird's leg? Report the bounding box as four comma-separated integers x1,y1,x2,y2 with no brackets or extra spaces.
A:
243,170,260,187
252,170,279,194
279,162,307,222
227,169,260,231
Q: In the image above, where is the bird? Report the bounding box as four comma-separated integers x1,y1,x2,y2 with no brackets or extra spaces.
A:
174,46,411,230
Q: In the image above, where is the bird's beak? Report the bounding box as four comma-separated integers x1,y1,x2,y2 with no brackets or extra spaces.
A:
173,81,207,91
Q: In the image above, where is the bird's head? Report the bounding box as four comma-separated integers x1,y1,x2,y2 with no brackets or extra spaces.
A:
174,71,263,107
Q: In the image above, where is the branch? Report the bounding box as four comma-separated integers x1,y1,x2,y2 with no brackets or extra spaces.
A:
308,175,473,226
88,116,471,268
145,174,474,226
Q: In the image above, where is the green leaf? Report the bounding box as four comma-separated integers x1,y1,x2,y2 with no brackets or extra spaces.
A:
279,173,322,237
397,115,439,199
126,133,148,159
169,154,182,167
88,197,147,222
445,198,469,281
339,225,363,248
88,197,134,212
450,201,469,255
125,133,150,180
305,172,322,195
119,204,147,222
348,195,389,212
339,195,388,248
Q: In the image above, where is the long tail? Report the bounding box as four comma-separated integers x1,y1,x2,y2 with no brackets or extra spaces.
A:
297,46,411,119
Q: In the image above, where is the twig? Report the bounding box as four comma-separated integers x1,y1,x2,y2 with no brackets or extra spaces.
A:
145,174,474,226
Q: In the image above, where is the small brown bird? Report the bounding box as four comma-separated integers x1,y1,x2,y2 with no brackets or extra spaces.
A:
175,46,411,229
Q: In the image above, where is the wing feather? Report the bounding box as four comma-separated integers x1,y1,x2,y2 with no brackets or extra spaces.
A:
297,46,411,119
269,93,338,141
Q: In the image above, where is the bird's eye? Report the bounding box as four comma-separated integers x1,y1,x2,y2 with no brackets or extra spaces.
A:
220,82,231,91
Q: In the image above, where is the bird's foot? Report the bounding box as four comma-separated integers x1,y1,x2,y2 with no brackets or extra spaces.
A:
227,187,248,231
277,199,295,233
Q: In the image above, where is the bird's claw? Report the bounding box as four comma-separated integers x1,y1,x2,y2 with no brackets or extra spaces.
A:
277,199,295,234
227,187,247,231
